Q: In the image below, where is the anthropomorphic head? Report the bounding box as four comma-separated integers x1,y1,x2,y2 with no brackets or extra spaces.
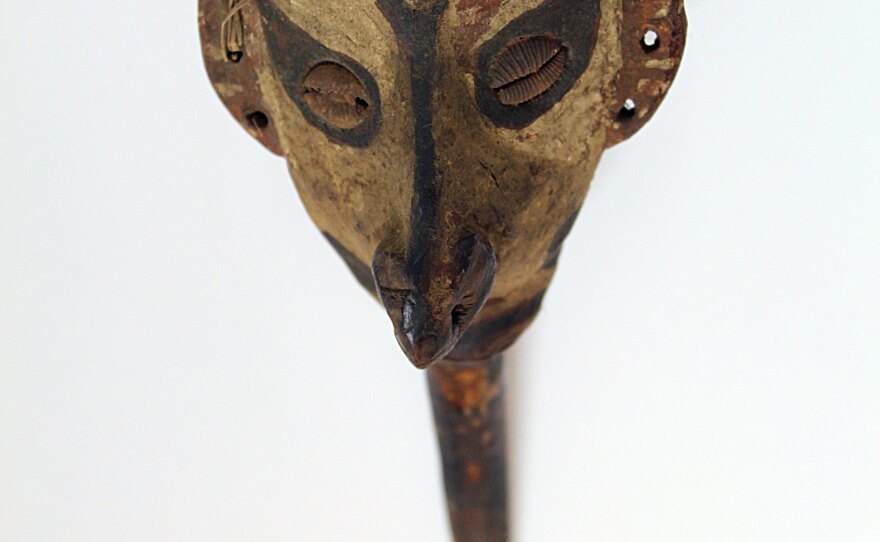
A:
199,0,687,367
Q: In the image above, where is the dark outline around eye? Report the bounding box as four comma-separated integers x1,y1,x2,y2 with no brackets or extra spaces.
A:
475,0,602,129
259,0,382,147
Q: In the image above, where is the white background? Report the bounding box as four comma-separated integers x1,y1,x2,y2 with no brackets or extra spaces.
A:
2,1,879,540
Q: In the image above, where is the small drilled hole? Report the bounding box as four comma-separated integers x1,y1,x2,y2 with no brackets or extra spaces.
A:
617,98,637,121
246,111,270,130
226,50,243,63
642,29,660,53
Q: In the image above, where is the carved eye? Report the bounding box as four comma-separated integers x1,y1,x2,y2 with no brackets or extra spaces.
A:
489,36,567,106
474,0,601,129
259,0,381,147
302,63,371,130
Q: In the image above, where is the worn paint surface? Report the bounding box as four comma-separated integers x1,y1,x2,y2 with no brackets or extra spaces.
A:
200,0,687,368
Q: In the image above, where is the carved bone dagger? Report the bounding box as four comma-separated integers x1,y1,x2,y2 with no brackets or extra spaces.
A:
199,1,686,539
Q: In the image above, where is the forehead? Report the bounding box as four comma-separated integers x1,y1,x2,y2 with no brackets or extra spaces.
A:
270,0,545,18
268,0,564,45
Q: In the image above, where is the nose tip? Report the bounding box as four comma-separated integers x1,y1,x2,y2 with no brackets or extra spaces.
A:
398,330,453,369
397,297,456,369
373,235,497,369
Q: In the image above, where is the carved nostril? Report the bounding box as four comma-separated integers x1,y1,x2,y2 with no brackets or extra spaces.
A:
451,304,470,328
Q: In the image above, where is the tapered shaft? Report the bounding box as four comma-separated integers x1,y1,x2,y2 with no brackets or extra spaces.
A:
427,356,509,542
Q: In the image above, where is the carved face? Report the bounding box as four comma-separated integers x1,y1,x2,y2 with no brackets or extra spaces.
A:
200,0,686,367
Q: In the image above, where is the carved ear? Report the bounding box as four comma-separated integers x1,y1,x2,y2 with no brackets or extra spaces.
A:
605,0,687,148
198,0,284,155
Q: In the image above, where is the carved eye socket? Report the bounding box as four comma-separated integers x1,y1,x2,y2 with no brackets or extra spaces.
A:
259,0,381,147
302,62,370,130
475,0,599,129
489,36,568,106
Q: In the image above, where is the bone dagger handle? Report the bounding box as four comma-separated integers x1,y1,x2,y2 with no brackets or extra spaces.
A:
428,356,509,542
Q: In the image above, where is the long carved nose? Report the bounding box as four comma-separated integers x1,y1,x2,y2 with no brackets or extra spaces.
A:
373,235,496,368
